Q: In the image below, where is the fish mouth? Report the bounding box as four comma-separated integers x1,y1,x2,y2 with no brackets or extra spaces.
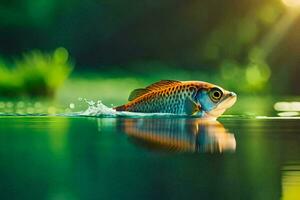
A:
217,92,237,109
205,92,237,119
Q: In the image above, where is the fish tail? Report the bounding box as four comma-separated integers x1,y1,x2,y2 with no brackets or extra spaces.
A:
114,105,126,111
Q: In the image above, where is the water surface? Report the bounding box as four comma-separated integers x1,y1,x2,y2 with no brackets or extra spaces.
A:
0,116,300,200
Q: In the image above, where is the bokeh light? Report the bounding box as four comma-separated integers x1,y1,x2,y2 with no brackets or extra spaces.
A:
245,63,271,88
282,0,300,7
274,102,300,111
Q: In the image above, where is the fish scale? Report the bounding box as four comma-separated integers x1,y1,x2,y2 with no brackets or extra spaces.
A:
117,81,201,114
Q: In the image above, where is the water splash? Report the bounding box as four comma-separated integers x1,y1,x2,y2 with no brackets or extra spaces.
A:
80,99,117,116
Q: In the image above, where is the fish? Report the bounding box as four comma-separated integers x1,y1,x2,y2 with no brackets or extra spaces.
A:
114,80,237,118
118,118,236,153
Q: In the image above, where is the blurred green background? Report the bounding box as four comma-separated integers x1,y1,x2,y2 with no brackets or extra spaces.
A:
0,0,300,115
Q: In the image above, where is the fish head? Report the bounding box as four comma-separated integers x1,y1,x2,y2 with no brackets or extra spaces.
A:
195,85,237,119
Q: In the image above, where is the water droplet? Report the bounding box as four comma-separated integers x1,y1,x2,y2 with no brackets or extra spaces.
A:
69,103,75,109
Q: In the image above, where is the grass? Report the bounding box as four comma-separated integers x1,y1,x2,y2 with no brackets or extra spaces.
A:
0,47,73,97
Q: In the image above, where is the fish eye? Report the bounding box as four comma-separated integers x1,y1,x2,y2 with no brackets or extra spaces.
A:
209,88,223,102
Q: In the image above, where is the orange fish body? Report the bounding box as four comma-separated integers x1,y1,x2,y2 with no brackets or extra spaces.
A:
115,80,237,117
120,118,236,153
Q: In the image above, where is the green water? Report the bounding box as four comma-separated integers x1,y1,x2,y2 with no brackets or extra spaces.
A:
1,116,300,200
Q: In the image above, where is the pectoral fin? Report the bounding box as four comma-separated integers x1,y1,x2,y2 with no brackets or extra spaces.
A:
185,97,201,115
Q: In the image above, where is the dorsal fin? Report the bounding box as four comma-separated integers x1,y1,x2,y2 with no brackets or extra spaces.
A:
128,80,181,101
146,80,181,91
128,88,150,101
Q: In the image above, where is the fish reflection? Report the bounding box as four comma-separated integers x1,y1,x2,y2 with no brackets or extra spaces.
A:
119,118,236,153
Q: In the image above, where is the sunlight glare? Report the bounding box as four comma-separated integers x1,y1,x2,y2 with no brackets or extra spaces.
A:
282,0,300,7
